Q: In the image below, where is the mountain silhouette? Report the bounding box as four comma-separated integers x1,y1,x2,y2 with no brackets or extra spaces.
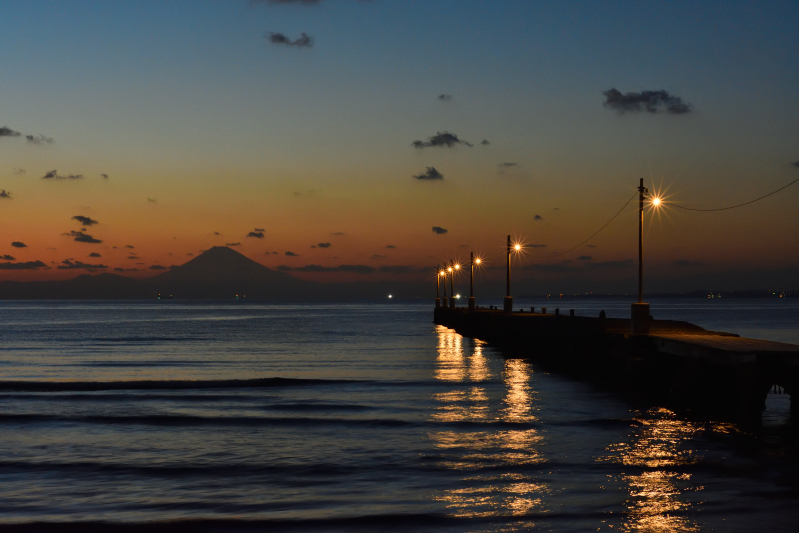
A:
149,246,314,298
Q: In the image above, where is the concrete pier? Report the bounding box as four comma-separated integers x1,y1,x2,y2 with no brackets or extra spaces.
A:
434,306,799,423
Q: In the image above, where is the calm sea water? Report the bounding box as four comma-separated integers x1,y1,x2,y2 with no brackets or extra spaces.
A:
0,298,798,531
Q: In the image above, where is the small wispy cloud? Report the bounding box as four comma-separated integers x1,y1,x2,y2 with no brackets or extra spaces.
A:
89,252,101,258
42,170,82,180
386,245,396,249
413,167,444,181
62,231,102,244
72,215,99,226
432,226,448,235
603,88,693,114
0,126,21,137
534,215,543,220
0,190,12,199
11,241,27,248
0,260,46,270
530,244,547,248
285,251,298,256
438,94,452,101
147,197,157,203
100,173,109,179
672,259,703,267
791,161,799,168
412,131,472,148
577,255,592,261
226,242,241,247
26,134,54,145
317,242,332,248
480,139,490,145
247,231,264,238
57,260,107,270
267,32,312,47
13,168,25,175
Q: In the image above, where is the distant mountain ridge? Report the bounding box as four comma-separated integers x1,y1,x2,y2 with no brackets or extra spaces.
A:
0,246,424,300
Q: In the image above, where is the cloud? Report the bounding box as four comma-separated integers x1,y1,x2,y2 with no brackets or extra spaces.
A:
2,255,14,260
0,126,21,137
72,215,99,226
149,265,168,270
378,265,426,274
331,232,345,236
438,94,452,101
498,162,517,168
577,255,592,261
114,267,139,272
586,259,634,269
62,230,102,244
214,232,221,236
371,254,385,259
147,197,157,203
226,242,241,246
285,251,298,256
11,241,27,248
791,161,799,168
530,244,547,248
412,131,472,148
413,167,444,181
281,264,376,274
267,32,313,47
124,245,135,249
386,245,396,249
57,260,108,270
254,228,265,232
101,173,109,179
0,260,46,270
42,170,82,180
127,255,138,260
672,259,703,267
247,231,264,238
26,134,54,145
0,190,11,199
534,215,543,220
480,139,490,145
603,88,693,114
14,168,25,175
432,226,448,234
89,252,101,258
317,242,332,248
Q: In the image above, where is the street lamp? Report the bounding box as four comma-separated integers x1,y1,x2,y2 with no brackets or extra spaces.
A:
631,178,662,334
440,267,448,308
437,266,442,307
468,252,481,311
504,236,523,314
448,261,461,309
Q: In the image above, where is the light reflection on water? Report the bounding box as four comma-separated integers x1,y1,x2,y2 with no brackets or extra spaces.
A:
430,325,547,521
602,407,704,533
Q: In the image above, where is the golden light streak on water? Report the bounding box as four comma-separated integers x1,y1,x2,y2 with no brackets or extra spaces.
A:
602,407,703,533
431,328,547,522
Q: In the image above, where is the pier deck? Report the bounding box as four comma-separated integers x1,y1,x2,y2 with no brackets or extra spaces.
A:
434,306,799,422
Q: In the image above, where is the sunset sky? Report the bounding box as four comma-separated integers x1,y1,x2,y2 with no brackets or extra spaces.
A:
1,0,798,292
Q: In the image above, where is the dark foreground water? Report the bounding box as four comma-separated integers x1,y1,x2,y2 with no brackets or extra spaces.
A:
0,299,798,532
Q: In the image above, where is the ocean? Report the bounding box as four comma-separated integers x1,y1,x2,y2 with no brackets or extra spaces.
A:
0,298,798,532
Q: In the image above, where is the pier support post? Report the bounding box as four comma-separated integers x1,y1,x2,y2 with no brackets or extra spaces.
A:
631,303,650,334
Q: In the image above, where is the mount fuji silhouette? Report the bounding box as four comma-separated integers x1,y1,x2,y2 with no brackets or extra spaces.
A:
149,246,312,298
0,246,425,300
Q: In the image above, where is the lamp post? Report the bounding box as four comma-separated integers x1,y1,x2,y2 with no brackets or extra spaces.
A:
441,267,448,308
504,236,522,313
468,252,477,311
435,266,441,308
631,178,650,334
448,261,457,309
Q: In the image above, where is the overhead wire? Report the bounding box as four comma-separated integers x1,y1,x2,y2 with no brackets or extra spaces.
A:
670,177,799,211
535,191,638,259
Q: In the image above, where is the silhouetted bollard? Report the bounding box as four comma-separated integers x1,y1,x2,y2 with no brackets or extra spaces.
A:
570,309,574,317
555,308,560,315
541,307,546,314
599,310,606,319
531,307,535,313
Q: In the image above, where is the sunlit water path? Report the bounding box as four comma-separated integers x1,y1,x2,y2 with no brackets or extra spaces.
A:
0,300,797,531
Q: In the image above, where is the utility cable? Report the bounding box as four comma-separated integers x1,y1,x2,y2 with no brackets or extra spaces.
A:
535,191,638,259
670,177,799,212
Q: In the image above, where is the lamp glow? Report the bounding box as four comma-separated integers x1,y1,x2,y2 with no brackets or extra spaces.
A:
474,258,481,265
514,244,522,251
454,264,461,270
652,197,661,207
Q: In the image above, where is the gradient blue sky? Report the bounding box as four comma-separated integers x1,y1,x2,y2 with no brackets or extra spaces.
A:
1,0,797,291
